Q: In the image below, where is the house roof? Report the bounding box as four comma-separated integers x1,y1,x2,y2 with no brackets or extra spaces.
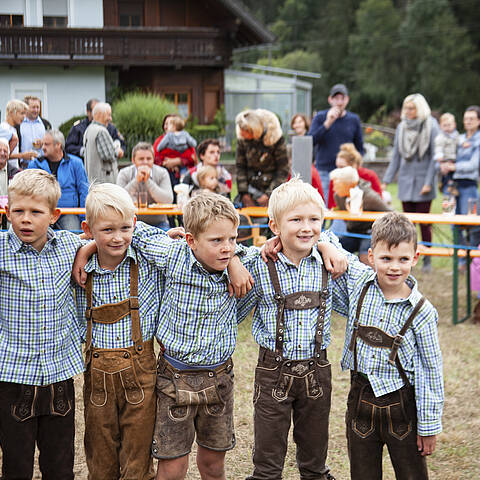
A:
216,0,275,45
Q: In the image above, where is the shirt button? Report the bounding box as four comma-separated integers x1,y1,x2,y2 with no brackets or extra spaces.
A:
298,345,302,349
372,355,375,359
113,296,117,300
299,321,302,326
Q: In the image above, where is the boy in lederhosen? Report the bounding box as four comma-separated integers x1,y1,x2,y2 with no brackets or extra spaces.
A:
74,183,165,479
237,178,357,480
0,170,85,479
332,212,444,479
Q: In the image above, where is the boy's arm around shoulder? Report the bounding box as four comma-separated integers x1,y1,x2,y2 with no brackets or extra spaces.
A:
227,244,259,298
236,253,262,324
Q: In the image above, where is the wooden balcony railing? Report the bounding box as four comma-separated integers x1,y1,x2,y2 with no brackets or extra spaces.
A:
0,27,230,66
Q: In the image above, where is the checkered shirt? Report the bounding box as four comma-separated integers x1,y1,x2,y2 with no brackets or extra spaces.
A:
131,222,256,365
75,246,164,348
95,124,116,162
0,228,84,385
325,230,444,436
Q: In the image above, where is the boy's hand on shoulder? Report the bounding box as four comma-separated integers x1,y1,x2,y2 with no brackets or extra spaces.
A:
261,236,282,263
227,255,254,298
317,241,348,279
166,226,185,240
72,242,97,288
417,435,436,456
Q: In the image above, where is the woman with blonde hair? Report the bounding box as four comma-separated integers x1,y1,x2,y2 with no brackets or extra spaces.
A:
382,93,439,272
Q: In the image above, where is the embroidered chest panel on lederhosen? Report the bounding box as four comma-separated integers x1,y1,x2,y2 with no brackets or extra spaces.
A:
348,280,426,386
266,258,329,359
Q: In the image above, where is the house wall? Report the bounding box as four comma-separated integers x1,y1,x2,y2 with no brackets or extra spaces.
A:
0,66,106,128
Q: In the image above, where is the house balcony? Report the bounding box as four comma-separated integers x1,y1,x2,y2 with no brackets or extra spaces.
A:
0,27,231,67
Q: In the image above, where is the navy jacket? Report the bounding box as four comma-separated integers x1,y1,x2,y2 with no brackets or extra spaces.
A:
28,153,89,208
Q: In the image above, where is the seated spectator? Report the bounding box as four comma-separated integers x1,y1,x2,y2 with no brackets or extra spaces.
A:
191,165,222,196
330,166,391,264
182,138,232,196
28,129,89,231
117,142,173,229
327,142,382,208
18,95,51,167
65,98,125,160
1,100,37,169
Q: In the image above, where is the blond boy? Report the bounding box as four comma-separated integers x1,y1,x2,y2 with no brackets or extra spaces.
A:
75,183,164,479
434,112,459,195
0,169,84,478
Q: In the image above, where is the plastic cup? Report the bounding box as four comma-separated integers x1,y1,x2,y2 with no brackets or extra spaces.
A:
138,192,148,209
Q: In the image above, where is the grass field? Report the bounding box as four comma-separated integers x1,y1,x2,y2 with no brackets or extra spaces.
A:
10,184,480,478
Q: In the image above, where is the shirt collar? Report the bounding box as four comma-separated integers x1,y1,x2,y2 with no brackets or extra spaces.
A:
369,271,421,306
8,226,57,253
22,117,42,125
276,246,324,269
85,244,137,274
186,246,229,281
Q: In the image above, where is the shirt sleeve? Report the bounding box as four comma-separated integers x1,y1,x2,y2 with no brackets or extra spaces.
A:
74,284,87,343
413,307,444,436
95,129,116,163
145,169,174,203
236,258,261,324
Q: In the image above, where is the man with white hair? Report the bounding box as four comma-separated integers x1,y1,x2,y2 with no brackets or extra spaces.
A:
28,129,89,231
83,102,119,183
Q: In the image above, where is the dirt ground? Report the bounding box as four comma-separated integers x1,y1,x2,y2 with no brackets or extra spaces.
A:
4,266,480,479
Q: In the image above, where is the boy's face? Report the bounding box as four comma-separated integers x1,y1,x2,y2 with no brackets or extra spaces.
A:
440,117,456,134
368,241,418,294
269,202,323,262
82,208,136,268
186,218,237,273
6,194,60,252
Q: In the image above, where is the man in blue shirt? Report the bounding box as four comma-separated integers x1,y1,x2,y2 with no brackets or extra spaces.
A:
28,129,89,231
309,84,364,199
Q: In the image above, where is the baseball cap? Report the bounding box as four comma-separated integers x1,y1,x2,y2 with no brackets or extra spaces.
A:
329,84,349,97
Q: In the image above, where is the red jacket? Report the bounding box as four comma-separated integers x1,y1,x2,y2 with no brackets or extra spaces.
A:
153,133,197,179
287,165,325,201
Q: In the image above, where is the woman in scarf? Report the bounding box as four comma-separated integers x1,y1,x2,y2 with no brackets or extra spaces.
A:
382,93,439,272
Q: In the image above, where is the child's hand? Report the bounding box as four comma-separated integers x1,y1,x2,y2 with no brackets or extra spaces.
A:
167,226,185,240
72,242,97,287
261,236,282,263
227,255,254,298
417,434,436,456
317,241,348,279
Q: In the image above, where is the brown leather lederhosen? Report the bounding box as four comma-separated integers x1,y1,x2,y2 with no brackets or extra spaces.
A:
246,259,333,480
83,257,156,480
346,280,428,480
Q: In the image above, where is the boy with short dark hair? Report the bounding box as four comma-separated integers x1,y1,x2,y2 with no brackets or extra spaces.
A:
334,212,443,479
0,169,84,478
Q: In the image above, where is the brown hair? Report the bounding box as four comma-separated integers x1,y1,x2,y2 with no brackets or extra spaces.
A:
23,95,41,106
290,114,310,131
132,142,154,160
171,115,185,131
337,143,362,168
371,212,417,251
197,138,220,158
183,190,238,237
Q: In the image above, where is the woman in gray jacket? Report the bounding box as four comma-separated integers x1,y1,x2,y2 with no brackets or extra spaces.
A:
382,93,439,272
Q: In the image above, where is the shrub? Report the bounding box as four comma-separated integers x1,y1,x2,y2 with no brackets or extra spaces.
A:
188,125,220,142
58,114,85,139
364,130,391,149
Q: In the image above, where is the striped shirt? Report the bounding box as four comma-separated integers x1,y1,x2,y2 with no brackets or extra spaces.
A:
327,231,444,436
0,227,84,385
132,222,255,365
75,246,164,348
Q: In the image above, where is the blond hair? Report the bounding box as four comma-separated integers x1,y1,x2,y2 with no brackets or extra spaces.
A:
337,143,362,167
268,177,325,225
8,169,61,211
235,110,264,140
440,112,455,125
401,93,431,122
171,115,185,131
85,183,135,226
197,165,218,187
6,99,28,116
371,212,417,251
329,166,359,184
183,191,239,237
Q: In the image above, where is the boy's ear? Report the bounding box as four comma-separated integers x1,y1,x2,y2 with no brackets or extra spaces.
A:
4,205,10,222
411,249,420,267
367,247,375,267
269,218,280,236
82,220,93,239
50,208,61,225
185,232,196,250
132,216,137,229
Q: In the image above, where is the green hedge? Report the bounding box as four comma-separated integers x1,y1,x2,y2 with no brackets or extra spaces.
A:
58,115,84,139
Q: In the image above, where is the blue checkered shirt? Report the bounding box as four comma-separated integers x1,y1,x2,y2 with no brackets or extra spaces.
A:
131,222,255,365
75,246,164,348
0,227,84,385
326,231,444,436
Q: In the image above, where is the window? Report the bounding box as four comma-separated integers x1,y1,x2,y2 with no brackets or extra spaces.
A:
43,16,67,27
119,0,144,27
0,14,24,27
164,92,190,119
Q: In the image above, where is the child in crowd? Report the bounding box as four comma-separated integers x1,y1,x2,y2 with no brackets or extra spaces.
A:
333,212,443,479
182,138,232,196
435,112,459,195
74,183,163,479
236,178,356,480
194,164,220,194
0,169,85,478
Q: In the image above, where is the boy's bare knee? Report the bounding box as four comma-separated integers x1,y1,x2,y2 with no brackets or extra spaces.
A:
156,455,189,480
196,447,226,480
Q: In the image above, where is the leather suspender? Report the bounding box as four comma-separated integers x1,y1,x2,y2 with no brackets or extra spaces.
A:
267,259,329,359
85,257,143,358
349,281,426,386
